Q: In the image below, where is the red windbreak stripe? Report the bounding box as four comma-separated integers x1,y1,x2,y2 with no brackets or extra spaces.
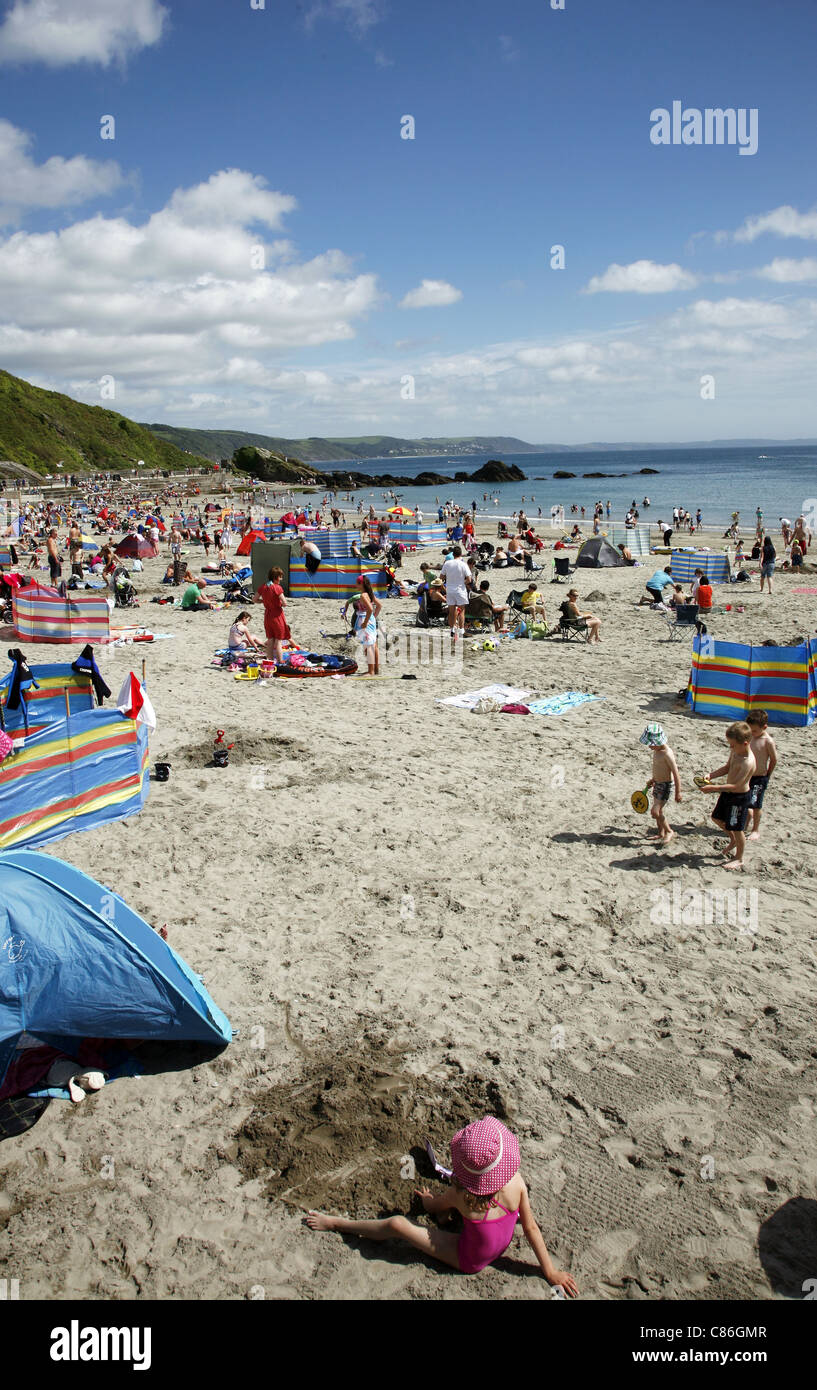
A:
0,771,143,837
0,731,134,783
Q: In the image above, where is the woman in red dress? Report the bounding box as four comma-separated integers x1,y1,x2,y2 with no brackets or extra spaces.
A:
255,566,291,664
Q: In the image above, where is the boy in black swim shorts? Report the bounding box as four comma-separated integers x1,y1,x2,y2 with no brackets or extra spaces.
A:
746,709,778,842
700,720,756,870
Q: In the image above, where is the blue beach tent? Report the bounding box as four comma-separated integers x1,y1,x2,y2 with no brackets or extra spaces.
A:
0,851,231,1095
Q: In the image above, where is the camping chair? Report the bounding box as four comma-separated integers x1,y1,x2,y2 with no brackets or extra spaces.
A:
551,555,572,584
465,593,500,631
416,590,449,628
546,612,589,641
664,603,702,641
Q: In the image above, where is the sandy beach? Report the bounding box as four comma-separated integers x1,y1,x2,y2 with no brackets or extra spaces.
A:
2,518,816,1302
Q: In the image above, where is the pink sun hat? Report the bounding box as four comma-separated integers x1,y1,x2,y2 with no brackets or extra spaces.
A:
450,1116,520,1196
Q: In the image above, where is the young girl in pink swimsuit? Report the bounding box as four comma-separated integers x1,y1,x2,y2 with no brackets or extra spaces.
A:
306,1116,578,1293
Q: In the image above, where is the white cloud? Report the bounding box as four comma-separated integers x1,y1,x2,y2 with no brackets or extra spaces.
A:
305,1,385,37
727,205,817,243
0,168,380,384
0,0,167,67
0,119,124,224
755,257,817,284
676,297,792,329
399,279,462,309
584,260,699,294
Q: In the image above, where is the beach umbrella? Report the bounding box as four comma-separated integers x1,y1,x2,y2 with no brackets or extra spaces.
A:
387,506,414,517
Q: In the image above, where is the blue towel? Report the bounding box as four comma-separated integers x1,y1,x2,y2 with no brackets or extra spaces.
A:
526,691,604,717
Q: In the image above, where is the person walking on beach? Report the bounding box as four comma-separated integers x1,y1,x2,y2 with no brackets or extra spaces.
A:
759,535,776,594
440,543,472,641
305,1115,578,1293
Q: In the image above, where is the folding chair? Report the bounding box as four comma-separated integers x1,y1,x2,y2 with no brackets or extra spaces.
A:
551,555,571,584
548,615,589,642
664,603,701,641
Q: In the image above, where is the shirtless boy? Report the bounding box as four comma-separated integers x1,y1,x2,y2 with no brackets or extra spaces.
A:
700,721,756,869
640,723,682,844
746,710,778,841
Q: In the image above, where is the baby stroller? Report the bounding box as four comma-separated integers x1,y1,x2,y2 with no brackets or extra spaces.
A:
476,541,495,571
220,575,253,603
112,566,138,608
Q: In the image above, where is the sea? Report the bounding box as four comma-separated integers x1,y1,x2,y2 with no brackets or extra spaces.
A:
296,445,817,529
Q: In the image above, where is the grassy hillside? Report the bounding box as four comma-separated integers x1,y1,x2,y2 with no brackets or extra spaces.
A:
0,370,212,475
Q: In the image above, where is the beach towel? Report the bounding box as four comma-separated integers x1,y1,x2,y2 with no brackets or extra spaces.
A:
525,691,604,717
438,684,531,710
792,588,817,594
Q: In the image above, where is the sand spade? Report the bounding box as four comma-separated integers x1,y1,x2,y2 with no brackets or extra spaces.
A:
213,729,234,767
631,784,651,814
425,1140,453,1180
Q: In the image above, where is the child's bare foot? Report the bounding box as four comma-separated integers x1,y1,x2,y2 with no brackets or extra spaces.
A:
724,859,744,870
661,829,675,844
305,1211,337,1231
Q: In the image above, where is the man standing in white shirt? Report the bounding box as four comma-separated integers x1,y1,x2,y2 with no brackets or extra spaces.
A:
440,544,472,640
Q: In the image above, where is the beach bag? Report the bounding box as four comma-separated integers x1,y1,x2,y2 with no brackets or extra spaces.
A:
472,696,504,714
528,623,548,641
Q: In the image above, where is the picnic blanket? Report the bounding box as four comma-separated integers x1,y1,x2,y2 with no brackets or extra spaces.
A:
525,691,604,716
438,684,531,710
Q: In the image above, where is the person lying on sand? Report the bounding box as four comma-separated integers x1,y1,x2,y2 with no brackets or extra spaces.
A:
306,1116,578,1292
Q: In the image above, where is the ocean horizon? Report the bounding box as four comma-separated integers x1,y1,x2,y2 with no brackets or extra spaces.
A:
290,443,817,529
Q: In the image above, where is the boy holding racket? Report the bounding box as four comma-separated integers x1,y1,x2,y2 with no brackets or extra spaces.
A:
640,723,682,845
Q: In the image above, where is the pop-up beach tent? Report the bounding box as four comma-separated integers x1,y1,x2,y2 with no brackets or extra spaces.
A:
12,582,111,644
687,635,817,727
575,537,625,568
114,535,158,560
235,528,266,556
671,550,730,584
0,850,232,1099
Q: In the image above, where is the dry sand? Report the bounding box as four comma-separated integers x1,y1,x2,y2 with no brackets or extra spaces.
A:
2,523,816,1301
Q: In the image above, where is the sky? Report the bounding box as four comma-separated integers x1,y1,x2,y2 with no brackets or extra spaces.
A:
0,0,816,444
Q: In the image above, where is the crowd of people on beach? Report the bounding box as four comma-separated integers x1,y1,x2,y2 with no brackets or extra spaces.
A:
1,472,809,1288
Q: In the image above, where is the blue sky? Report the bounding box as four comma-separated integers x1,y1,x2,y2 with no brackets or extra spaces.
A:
0,0,815,442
